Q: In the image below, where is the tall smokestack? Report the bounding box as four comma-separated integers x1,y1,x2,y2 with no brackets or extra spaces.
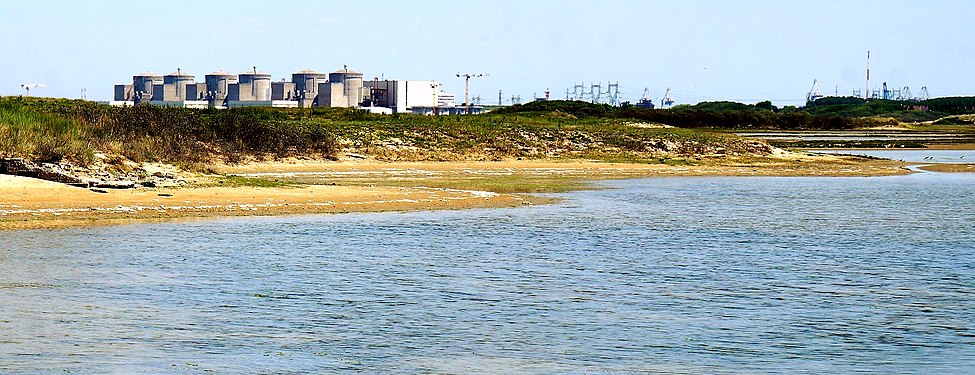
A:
865,50,871,99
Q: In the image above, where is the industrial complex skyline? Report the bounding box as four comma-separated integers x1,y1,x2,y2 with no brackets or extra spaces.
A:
112,66,468,114
2,1,974,106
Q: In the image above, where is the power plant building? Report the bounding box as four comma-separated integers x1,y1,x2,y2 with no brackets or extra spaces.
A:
365,80,441,113
150,71,208,108
318,67,366,108
111,66,459,113
204,70,237,109
271,81,297,101
292,69,328,108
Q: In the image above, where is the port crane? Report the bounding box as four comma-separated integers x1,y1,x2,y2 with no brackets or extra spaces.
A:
660,88,675,108
636,88,654,109
806,79,824,103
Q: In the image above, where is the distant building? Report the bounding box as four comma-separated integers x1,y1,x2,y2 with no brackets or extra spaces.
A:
151,71,208,108
364,79,441,113
291,69,328,108
205,70,237,108
437,91,456,108
112,71,162,106
111,66,460,113
410,106,483,115
318,67,367,108
271,80,296,101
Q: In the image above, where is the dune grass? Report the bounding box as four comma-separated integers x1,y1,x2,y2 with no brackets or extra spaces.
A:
1,96,774,167
0,103,94,163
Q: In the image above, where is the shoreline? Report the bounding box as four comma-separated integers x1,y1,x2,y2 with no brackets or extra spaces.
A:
0,153,916,230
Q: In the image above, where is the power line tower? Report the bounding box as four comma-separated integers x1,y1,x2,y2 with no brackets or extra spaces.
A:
917,86,929,101
456,72,487,114
606,82,620,106
900,86,912,101
590,82,602,103
511,95,522,104
573,83,586,101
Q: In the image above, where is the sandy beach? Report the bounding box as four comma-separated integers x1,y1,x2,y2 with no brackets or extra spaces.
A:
0,152,912,230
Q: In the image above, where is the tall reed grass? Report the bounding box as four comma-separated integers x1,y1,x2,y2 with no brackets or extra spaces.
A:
0,103,93,163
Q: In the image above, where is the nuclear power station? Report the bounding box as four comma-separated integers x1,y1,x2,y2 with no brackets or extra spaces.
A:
112,66,478,114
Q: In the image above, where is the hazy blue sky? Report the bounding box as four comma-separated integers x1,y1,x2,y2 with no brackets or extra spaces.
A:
2,0,972,105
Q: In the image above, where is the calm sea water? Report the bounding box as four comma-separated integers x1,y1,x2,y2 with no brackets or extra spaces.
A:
2,171,974,374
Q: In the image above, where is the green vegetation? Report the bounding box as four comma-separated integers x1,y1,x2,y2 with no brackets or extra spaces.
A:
499,96,975,129
291,173,596,194
0,101,94,163
0,96,340,165
0,97,772,166
804,96,975,122
4,94,973,168
933,116,975,125
496,100,870,130
301,112,768,161
206,175,298,188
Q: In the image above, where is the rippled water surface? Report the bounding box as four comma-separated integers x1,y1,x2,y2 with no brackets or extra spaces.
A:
2,172,974,373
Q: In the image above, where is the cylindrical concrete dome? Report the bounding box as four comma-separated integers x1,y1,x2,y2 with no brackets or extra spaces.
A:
328,67,363,82
205,70,238,100
132,72,163,94
240,70,272,101
330,67,365,106
163,71,195,85
291,69,328,94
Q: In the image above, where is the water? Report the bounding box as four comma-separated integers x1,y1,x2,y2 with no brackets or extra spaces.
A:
2,172,975,373
737,132,972,142
815,149,975,164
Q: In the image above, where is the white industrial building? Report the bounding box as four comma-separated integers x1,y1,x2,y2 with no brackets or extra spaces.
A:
363,79,439,113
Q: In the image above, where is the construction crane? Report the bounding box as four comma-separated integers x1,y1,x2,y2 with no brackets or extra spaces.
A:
660,88,675,108
20,83,46,96
806,79,824,103
456,73,488,114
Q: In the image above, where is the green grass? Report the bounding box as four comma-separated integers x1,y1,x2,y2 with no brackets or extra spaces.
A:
291,174,595,194
0,103,94,163
0,97,780,166
205,175,300,188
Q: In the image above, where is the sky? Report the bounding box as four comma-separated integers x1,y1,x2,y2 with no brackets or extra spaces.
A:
1,0,973,106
